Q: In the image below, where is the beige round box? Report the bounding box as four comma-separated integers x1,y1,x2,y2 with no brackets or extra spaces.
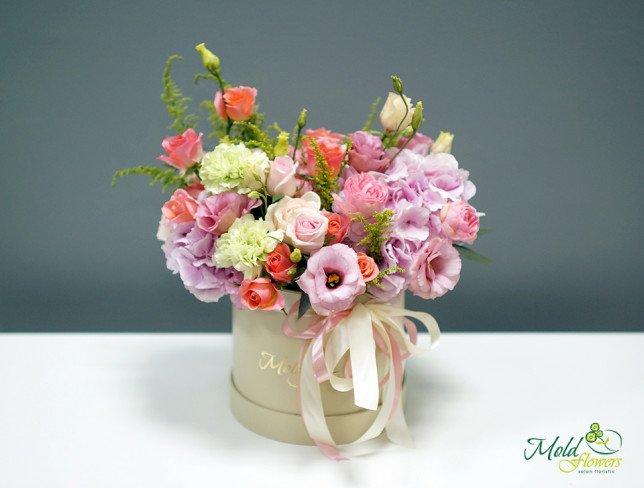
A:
230,291,402,445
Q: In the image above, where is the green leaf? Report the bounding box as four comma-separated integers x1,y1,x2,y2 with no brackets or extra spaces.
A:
454,244,492,264
298,293,311,319
477,227,493,236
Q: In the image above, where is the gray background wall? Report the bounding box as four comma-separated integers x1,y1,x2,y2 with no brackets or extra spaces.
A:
1,0,643,332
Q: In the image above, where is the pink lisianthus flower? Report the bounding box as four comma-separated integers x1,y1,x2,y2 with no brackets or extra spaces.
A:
408,238,462,299
239,278,285,311
348,131,389,172
214,86,257,121
333,173,388,216
195,192,261,235
439,202,480,244
297,244,366,316
302,128,345,177
162,188,199,224
157,128,203,173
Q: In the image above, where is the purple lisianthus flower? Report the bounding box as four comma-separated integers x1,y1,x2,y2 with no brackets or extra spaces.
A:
422,153,476,202
195,192,261,235
348,131,389,173
397,132,434,155
162,222,242,303
297,244,366,315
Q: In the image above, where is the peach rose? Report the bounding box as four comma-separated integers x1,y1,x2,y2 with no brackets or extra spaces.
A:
265,243,296,283
302,128,345,177
215,86,257,121
357,252,379,281
239,278,285,311
322,211,350,245
157,128,203,173
161,188,198,224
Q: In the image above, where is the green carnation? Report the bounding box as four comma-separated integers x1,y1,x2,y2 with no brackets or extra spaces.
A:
200,142,269,194
213,214,283,279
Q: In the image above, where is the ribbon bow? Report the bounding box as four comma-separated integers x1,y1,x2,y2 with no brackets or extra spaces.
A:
284,298,440,460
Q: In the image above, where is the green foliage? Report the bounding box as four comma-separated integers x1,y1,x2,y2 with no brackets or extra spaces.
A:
362,97,382,131
193,72,218,85
304,137,340,211
229,121,274,158
353,210,395,261
298,293,311,319
369,266,405,289
199,100,228,139
453,244,492,264
112,165,186,192
161,55,199,133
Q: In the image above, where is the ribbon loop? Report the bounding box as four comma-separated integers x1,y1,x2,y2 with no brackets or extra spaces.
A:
285,296,441,460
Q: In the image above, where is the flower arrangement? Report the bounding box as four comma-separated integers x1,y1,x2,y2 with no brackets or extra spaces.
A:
114,43,485,316
114,43,487,457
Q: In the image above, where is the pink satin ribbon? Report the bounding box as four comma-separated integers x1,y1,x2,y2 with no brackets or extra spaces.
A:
283,298,439,460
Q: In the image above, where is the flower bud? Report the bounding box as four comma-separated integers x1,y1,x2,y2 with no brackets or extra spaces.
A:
273,131,290,157
287,268,298,276
297,109,307,129
391,75,403,95
290,248,302,263
195,43,220,74
247,190,262,199
411,101,424,131
379,92,414,132
430,131,454,154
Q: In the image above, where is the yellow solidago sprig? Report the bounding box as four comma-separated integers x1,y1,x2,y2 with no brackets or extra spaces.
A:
302,136,340,211
353,209,395,261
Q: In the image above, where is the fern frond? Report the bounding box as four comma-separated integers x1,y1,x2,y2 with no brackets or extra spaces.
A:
112,165,186,192
199,100,227,139
362,96,382,131
161,55,199,133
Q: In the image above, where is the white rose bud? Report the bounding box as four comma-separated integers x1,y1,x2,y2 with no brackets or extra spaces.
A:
431,131,454,154
379,92,415,132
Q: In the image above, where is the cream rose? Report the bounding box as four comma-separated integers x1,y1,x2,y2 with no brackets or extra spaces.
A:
265,191,321,232
379,92,415,132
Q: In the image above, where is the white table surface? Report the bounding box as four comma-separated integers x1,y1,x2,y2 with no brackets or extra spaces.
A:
0,333,642,488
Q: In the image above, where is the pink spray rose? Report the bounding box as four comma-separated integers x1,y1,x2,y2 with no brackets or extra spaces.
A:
162,188,199,224
333,173,388,216
322,211,350,245
184,182,205,200
215,86,257,121
297,243,366,316
265,243,296,283
157,128,204,173
267,156,298,197
397,132,434,155
408,238,462,299
439,202,480,244
195,192,261,235
285,208,329,254
239,278,285,311
348,131,389,172
302,128,345,177
357,252,379,282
